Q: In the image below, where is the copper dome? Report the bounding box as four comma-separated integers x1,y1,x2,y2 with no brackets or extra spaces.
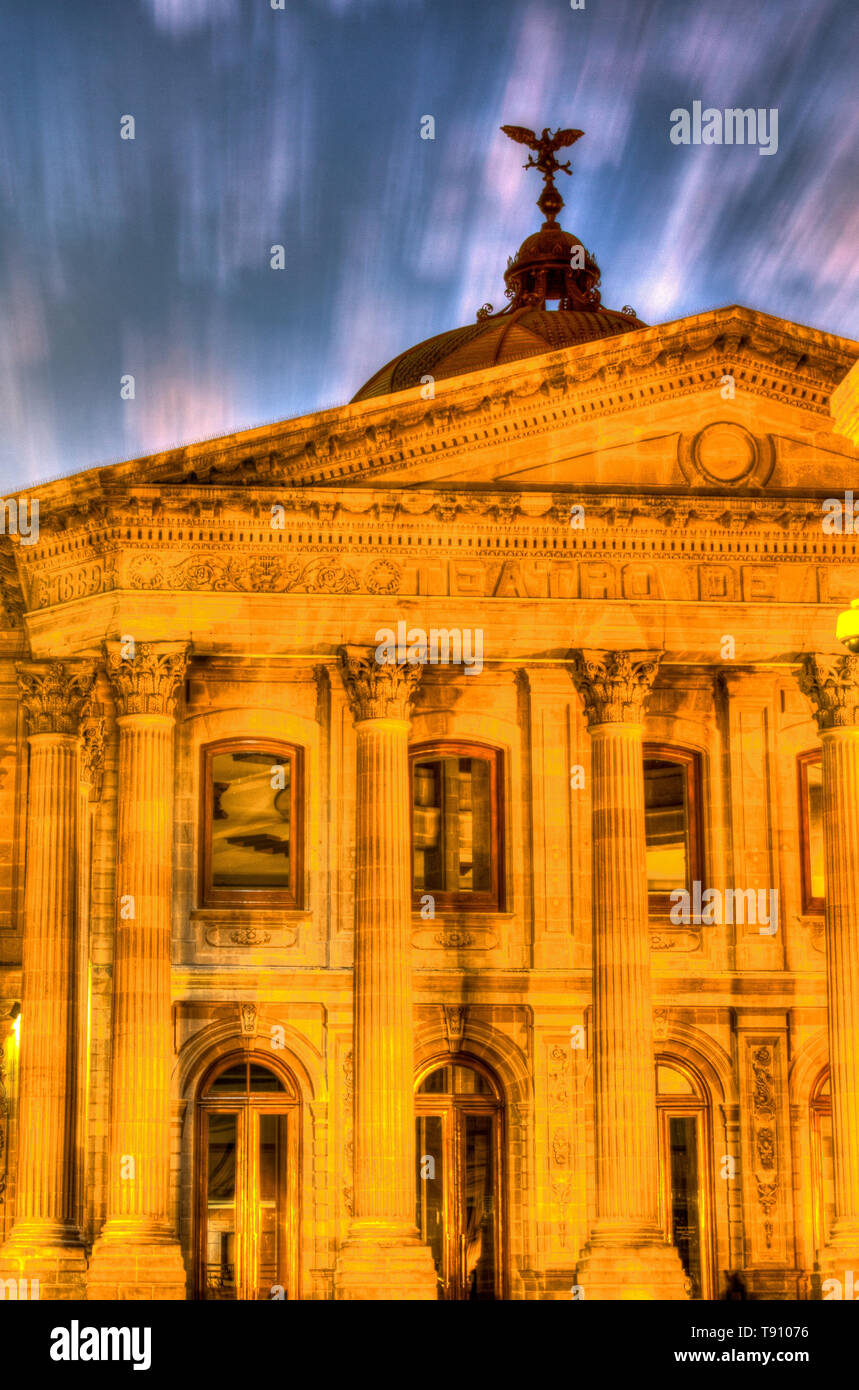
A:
351,122,647,402
351,303,647,401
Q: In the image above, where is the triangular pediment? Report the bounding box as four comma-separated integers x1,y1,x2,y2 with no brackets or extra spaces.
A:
15,305,859,520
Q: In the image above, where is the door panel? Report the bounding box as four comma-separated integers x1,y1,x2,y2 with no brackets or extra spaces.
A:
462,1112,496,1300
204,1110,239,1300
200,1104,293,1300
415,1094,502,1300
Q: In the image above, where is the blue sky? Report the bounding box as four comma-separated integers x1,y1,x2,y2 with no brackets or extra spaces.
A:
1,0,857,487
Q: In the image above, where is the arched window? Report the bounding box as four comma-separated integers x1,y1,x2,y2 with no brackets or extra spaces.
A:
643,745,703,917
798,751,824,914
196,1055,299,1300
656,1057,714,1299
415,1057,504,1299
810,1069,833,1252
200,739,303,908
410,742,504,911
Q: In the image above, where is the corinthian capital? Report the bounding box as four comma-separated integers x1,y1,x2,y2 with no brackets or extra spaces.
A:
103,640,190,718
338,645,422,722
568,649,661,727
798,653,859,730
17,661,96,736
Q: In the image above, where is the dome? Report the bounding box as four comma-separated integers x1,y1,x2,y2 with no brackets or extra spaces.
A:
351,122,647,403
352,303,646,402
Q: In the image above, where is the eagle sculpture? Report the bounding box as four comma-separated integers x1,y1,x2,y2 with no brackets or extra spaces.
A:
500,125,584,180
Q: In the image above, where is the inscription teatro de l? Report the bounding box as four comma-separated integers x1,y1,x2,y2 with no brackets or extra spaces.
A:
1,130,858,1300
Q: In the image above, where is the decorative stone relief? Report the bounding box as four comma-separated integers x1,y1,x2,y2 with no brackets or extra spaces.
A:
750,1045,779,1250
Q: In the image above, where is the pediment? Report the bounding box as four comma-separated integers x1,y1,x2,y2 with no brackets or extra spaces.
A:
14,305,859,520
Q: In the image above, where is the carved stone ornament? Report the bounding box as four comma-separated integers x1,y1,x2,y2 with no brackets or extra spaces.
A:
79,698,106,800
17,661,96,736
239,1002,259,1036
442,1005,467,1052
798,653,859,730
750,1044,779,1250
568,649,660,726
337,645,422,722
103,640,190,718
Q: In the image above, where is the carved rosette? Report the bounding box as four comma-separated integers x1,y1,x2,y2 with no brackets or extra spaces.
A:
568,649,660,726
337,645,422,722
103,640,190,718
17,661,96,736
798,654,859,730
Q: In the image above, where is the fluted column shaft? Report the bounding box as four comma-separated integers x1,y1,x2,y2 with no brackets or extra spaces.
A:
87,641,188,1299
17,735,80,1228
333,646,436,1299
798,654,859,1264
353,714,416,1228
105,713,175,1228
590,721,660,1225
0,662,94,1296
569,650,687,1298
820,729,859,1227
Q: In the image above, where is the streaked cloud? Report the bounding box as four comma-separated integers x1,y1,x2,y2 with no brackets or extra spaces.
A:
1,0,856,488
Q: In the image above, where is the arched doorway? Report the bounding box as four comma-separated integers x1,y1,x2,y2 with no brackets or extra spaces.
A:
414,1056,505,1300
195,1054,300,1300
656,1057,715,1300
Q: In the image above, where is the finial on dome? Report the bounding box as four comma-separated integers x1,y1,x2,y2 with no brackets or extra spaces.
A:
497,123,602,313
500,124,584,226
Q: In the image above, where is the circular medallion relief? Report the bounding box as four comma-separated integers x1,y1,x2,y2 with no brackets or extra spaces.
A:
678,422,774,488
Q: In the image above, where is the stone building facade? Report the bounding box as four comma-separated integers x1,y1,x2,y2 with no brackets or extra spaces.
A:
0,188,858,1300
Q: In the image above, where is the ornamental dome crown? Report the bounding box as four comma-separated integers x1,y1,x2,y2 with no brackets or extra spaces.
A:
352,123,646,402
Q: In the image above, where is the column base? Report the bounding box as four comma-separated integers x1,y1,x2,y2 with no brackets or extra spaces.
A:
0,1221,87,1300
334,1231,438,1301
576,1226,690,1300
87,1222,187,1301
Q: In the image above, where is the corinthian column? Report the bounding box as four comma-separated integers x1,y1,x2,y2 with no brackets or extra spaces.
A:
569,650,688,1299
0,662,94,1299
797,654,859,1280
333,647,437,1300
87,641,189,1300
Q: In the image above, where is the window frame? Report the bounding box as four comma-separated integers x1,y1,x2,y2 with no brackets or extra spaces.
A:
642,743,704,920
409,740,504,913
798,749,824,916
199,737,304,910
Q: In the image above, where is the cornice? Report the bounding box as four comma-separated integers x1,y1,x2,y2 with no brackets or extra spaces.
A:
10,307,858,514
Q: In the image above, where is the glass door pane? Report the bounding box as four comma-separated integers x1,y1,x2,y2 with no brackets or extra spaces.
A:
461,1112,497,1301
668,1114,703,1299
415,1115,446,1296
255,1112,289,1299
205,1111,238,1300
